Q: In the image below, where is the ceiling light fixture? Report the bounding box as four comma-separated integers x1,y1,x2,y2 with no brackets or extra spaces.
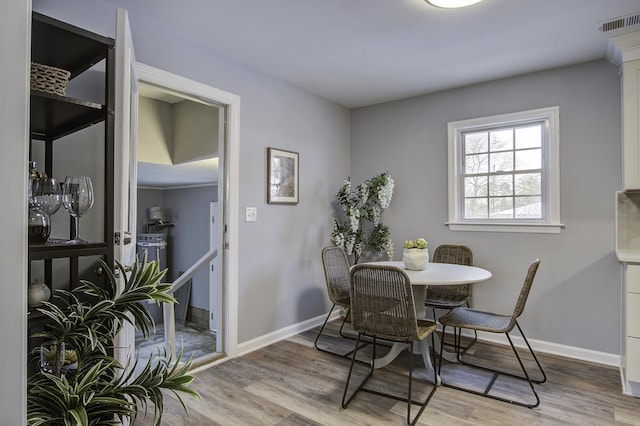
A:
426,0,484,8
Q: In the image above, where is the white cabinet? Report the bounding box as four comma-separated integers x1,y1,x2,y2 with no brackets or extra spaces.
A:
628,338,640,383
609,31,640,190
611,32,640,396
623,264,640,393
622,60,640,190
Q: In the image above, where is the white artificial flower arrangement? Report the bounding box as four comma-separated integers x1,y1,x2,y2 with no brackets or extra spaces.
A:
331,172,394,264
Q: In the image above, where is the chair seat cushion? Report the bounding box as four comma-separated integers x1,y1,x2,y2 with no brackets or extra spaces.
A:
335,296,350,308
369,319,437,342
416,319,438,341
425,297,468,309
439,307,514,333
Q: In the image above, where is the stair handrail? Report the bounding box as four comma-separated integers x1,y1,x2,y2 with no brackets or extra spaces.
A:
163,246,219,358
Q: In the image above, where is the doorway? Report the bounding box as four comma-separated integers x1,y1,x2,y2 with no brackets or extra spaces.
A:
133,63,240,368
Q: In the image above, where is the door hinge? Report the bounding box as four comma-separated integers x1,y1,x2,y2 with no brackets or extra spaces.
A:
114,232,132,246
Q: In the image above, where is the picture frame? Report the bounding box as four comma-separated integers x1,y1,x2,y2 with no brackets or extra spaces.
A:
267,147,299,204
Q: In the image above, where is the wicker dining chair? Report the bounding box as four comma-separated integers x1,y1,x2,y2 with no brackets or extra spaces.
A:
426,244,477,350
437,259,547,408
426,244,474,310
314,246,363,357
342,264,438,426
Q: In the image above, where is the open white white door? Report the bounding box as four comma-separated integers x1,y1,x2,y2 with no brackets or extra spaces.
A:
210,201,222,352
113,8,138,365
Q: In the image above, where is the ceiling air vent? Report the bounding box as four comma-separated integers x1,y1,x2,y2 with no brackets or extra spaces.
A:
598,12,640,36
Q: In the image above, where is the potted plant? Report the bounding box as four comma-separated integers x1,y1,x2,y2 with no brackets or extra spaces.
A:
402,238,429,270
27,256,200,426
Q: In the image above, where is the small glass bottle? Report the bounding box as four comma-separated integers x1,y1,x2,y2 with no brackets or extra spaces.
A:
28,161,51,243
28,206,50,244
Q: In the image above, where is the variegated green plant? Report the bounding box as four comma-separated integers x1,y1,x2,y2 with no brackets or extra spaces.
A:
27,256,200,426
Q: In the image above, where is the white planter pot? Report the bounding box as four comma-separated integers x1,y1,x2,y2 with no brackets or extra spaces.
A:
402,248,429,270
28,279,51,308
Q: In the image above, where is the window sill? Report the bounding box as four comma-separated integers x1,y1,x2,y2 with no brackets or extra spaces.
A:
446,222,564,234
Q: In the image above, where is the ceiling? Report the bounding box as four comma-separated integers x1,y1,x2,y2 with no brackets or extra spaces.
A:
116,0,639,187
108,0,640,108
137,85,220,188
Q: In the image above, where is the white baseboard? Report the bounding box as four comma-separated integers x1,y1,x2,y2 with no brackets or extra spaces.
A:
454,329,620,367
234,311,619,367
237,309,343,357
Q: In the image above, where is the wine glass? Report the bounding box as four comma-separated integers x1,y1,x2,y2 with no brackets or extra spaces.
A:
31,177,62,216
62,176,94,244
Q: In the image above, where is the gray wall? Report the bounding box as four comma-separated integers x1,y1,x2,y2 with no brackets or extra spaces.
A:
163,185,216,310
31,0,352,345
351,60,622,354
138,186,214,313
0,0,29,421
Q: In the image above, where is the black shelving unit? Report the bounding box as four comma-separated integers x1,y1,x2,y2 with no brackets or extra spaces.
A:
28,12,115,350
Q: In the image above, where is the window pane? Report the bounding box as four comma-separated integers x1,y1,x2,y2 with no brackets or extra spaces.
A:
465,176,487,197
465,153,488,174
515,125,541,149
465,198,488,218
515,148,541,171
490,129,513,151
490,197,513,218
489,175,513,196
515,196,541,218
464,132,488,154
490,151,513,172
515,173,541,196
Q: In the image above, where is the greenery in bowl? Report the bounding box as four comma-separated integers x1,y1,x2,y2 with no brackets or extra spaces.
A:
404,238,428,250
27,256,200,426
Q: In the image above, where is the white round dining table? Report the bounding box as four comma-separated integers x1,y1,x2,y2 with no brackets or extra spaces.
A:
362,261,492,383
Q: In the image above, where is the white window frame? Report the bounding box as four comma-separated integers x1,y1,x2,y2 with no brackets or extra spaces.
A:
447,106,562,233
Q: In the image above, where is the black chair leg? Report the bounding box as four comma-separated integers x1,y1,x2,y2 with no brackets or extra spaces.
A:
341,333,374,408
436,303,478,354
405,341,437,426
455,323,546,385
315,306,368,359
314,304,338,351
440,323,545,408
338,308,351,338
515,321,547,384
438,325,447,376
342,337,437,425
459,301,478,354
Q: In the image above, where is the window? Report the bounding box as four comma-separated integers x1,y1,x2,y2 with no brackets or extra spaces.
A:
447,107,562,233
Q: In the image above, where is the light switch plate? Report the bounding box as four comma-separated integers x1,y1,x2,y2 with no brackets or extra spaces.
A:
245,207,257,222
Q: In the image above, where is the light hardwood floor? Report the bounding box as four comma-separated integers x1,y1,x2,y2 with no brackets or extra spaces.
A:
137,320,640,425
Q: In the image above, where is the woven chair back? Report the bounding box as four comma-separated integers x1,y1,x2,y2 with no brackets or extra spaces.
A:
432,245,473,266
349,264,419,341
430,244,474,298
512,259,541,319
322,246,351,306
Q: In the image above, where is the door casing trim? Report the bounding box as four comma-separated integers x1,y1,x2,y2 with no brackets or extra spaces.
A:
136,62,240,358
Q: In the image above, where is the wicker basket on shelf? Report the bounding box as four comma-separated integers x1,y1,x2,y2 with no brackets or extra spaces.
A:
30,62,70,96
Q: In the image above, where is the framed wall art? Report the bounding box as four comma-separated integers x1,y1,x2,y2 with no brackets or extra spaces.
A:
267,147,299,204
